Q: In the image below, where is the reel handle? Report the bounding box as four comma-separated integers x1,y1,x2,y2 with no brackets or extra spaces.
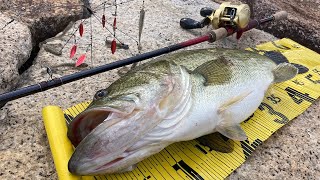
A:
180,18,203,29
200,7,213,17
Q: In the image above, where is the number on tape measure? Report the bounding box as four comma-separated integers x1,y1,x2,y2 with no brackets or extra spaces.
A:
267,94,281,104
285,87,316,104
305,74,320,84
292,79,305,86
313,68,320,75
258,102,289,124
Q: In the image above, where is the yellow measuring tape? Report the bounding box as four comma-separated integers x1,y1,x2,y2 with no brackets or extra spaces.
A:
42,38,320,180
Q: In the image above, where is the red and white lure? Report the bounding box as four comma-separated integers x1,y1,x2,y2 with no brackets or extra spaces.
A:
65,0,146,67
79,23,84,37
75,54,86,67
70,35,77,58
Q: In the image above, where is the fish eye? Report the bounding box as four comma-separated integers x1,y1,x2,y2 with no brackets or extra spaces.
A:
94,89,107,99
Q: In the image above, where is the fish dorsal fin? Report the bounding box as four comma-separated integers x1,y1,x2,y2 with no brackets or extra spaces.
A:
272,63,298,83
216,92,252,141
193,56,232,86
196,132,234,153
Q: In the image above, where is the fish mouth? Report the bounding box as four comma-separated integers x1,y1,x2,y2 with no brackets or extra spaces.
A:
68,99,169,175
68,152,128,175
95,157,125,171
92,150,132,173
67,105,141,175
67,107,119,147
68,144,162,175
68,148,135,175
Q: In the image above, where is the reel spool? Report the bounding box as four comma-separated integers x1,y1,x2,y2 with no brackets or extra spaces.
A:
180,2,251,30
210,2,250,29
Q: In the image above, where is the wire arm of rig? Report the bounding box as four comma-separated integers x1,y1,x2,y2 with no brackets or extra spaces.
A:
0,11,287,104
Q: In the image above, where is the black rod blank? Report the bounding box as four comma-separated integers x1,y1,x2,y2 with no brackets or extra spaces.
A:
0,11,287,104
0,35,211,103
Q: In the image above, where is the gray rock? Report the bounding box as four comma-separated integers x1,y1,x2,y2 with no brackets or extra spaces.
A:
0,0,91,46
0,0,279,179
240,0,320,53
227,100,320,179
0,13,32,94
0,0,90,105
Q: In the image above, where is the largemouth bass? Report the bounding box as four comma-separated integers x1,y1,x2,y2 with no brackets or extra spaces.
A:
67,48,298,175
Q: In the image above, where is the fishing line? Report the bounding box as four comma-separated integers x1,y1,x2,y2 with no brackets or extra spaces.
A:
92,1,140,46
93,0,136,12
90,15,93,67
44,0,142,71
87,0,139,58
59,19,89,54
89,9,124,44
138,0,145,53
114,26,140,45
83,1,131,84
15,2,317,178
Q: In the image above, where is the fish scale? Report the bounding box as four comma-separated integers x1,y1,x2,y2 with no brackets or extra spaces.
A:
67,48,298,175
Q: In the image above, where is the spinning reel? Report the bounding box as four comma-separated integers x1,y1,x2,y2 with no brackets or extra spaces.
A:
180,2,251,30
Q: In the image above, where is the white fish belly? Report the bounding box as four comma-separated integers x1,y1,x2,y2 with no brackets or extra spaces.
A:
164,74,273,142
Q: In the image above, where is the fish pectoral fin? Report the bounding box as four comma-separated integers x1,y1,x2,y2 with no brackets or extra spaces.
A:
216,123,247,141
218,91,252,114
196,132,234,153
193,56,233,85
216,92,252,141
272,63,298,83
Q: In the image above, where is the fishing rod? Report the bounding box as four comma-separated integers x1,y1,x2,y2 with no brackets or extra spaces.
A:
0,9,287,104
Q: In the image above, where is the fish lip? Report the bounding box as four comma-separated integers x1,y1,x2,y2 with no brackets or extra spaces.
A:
71,150,135,175
68,106,135,175
93,151,131,173
68,107,116,147
68,144,135,175
68,103,144,175
68,110,142,175
68,156,125,175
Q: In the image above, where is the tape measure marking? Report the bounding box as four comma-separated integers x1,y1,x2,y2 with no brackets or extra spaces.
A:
58,39,320,180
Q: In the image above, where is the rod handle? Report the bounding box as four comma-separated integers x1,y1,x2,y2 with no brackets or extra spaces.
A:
209,28,228,42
